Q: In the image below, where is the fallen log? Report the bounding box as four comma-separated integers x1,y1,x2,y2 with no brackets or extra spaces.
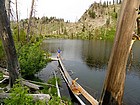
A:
22,80,44,90
28,80,56,87
0,68,9,76
0,93,51,102
0,77,44,90
0,78,9,84
53,71,61,98
3,75,9,78
0,67,5,72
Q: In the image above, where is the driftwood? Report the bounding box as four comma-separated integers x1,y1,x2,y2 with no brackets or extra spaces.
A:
53,71,61,97
0,67,5,72
0,77,44,90
22,80,44,90
28,80,56,87
0,93,50,102
0,67,9,76
0,78,9,84
0,75,44,90
3,75,9,78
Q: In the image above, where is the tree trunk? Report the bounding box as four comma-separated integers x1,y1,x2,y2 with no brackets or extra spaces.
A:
137,15,140,35
119,0,122,4
26,0,35,42
0,0,19,87
15,0,20,41
113,0,115,5
99,0,139,105
5,0,10,22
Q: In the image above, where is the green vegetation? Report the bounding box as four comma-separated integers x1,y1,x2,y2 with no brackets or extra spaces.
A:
18,41,51,79
4,82,34,105
0,72,3,80
0,40,6,67
4,80,46,105
111,12,118,20
95,27,116,40
4,78,72,105
0,41,4,58
13,27,26,43
0,2,121,104
73,25,116,40
41,77,60,95
88,10,96,19
48,96,72,105
45,77,72,105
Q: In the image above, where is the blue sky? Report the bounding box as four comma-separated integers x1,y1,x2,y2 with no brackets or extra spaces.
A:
11,0,112,22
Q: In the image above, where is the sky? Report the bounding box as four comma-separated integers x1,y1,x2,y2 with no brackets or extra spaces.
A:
11,0,112,22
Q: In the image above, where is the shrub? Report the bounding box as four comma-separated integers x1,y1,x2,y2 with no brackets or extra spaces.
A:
4,80,46,105
18,42,50,79
0,40,6,67
88,10,96,19
13,28,26,44
4,81,34,105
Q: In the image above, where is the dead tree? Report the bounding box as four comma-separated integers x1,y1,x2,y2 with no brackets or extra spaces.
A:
0,0,19,87
137,6,140,35
26,0,35,42
5,0,10,22
119,0,122,4
99,0,139,105
113,0,115,5
15,0,20,41
137,16,140,35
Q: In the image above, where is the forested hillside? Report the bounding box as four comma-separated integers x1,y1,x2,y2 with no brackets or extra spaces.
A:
11,1,121,40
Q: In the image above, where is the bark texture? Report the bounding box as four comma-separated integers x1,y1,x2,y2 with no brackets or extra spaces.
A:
0,0,19,87
100,0,139,105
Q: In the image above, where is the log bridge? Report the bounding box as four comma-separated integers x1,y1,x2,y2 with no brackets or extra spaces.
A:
53,57,99,105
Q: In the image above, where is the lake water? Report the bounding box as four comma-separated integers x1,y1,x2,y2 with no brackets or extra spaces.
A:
39,39,140,105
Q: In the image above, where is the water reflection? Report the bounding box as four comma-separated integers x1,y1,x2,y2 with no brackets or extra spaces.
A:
81,40,113,69
41,39,140,105
127,41,140,79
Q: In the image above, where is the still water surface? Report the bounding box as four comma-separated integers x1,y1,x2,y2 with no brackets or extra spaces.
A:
39,39,140,105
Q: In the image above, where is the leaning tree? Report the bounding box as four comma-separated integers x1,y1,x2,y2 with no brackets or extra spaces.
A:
99,0,139,105
0,0,19,87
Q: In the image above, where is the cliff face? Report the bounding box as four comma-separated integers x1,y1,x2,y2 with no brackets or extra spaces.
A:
79,2,120,28
63,2,121,38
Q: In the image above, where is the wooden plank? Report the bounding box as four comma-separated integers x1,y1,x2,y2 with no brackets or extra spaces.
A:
58,58,98,105
53,71,61,98
58,67,86,105
78,85,98,105
49,57,58,61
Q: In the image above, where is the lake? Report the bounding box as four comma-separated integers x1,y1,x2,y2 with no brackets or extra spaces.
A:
39,39,140,105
